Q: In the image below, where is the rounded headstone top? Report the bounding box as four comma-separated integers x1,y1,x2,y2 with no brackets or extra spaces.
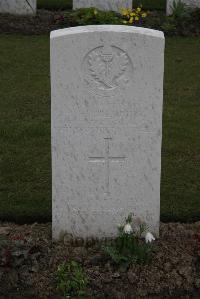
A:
50,25,164,40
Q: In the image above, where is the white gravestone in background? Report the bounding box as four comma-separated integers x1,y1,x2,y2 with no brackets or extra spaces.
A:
51,25,165,240
166,0,200,15
73,0,132,12
0,0,36,15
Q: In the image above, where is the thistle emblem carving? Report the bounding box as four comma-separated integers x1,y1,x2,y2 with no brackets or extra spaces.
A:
82,44,133,95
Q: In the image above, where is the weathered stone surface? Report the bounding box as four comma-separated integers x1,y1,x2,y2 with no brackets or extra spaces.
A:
51,25,165,239
73,0,132,12
166,0,200,15
0,0,36,15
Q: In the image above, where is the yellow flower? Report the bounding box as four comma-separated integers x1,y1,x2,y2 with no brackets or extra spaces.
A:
142,12,147,18
136,7,141,12
135,16,139,21
121,8,129,16
129,17,134,23
130,12,135,16
122,20,128,24
120,8,125,15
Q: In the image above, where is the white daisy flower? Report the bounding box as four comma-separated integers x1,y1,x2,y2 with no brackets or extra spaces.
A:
123,223,133,234
145,232,155,243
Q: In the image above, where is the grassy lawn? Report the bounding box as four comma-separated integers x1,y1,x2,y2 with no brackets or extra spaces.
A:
0,35,199,223
0,35,51,223
37,0,166,11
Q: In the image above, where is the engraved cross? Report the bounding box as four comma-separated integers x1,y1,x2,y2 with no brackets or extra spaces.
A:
89,138,126,195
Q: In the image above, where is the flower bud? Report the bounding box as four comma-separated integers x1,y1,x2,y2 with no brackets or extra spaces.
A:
123,223,133,234
145,232,155,243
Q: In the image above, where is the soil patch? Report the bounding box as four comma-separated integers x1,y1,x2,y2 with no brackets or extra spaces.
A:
0,221,199,298
0,10,62,35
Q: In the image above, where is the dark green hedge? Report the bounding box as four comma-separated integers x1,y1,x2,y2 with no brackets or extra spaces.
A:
37,0,72,10
37,0,166,11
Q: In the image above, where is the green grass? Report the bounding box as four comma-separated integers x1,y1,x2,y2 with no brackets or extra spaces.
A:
161,37,200,222
37,0,166,11
0,35,199,223
0,35,51,223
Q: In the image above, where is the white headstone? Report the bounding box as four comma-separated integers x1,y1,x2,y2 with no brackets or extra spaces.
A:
0,0,36,15
166,0,200,15
73,0,132,12
51,25,165,240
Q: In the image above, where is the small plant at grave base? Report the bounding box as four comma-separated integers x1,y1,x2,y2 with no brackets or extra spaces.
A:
160,19,177,35
103,214,155,266
54,6,148,27
161,0,192,35
57,260,88,298
170,0,190,20
120,6,148,25
53,5,200,36
55,8,122,27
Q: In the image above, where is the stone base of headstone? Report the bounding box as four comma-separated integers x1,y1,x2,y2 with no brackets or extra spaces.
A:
166,0,200,15
0,0,36,15
73,0,132,12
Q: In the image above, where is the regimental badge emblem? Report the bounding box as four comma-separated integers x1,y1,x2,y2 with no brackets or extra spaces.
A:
82,44,133,96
